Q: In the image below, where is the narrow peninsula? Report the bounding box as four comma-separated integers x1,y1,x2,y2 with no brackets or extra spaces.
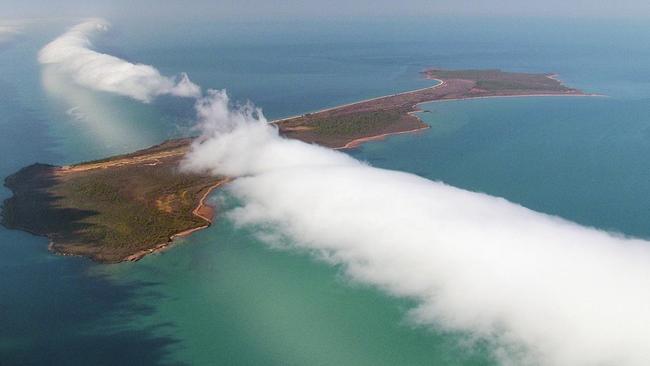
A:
276,69,586,147
1,69,588,262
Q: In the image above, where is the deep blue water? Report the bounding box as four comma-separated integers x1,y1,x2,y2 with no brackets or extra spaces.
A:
2,17,650,365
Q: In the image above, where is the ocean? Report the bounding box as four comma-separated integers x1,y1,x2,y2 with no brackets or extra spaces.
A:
2,17,650,365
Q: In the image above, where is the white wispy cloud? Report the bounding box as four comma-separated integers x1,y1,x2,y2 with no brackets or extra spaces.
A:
182,91,650,366
38,18,200,102
0,24,20,43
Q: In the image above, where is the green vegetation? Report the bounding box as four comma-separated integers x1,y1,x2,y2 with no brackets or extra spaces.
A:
311,110,403,136
278,69,583,148
69,137,192,167
1,147,222,262
426,69,573,92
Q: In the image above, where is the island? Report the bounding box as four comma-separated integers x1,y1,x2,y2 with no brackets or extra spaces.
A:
1,69,589,262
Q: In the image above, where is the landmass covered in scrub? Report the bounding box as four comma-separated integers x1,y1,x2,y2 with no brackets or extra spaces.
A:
1,69,587,262
276,69,585,147
2,139,225,262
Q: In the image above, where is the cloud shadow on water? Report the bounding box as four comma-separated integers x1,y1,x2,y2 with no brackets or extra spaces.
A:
0,237,186,365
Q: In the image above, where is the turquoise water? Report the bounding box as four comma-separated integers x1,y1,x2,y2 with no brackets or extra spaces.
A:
2,18,650,364
353,96,650,239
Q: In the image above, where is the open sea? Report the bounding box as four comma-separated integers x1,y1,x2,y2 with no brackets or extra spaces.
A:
2,17,650,365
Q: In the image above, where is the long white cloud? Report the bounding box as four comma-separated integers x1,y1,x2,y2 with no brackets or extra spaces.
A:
182,91,650,365
38,19,200,102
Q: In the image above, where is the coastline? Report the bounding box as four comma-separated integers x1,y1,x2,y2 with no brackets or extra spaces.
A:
46,179,228,263
335,126,431,149
418,92,604,105
123,179,229,262
336,91,600,151
276,71,597,150
272,79,445,124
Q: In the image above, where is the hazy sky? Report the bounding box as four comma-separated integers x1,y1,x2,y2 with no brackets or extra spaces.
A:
2,0,650,20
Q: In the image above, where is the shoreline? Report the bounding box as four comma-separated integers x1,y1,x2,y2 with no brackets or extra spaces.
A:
418,92,604,105
47,179,227,263
336,91,600,150
335,126,431,149
272,79,445,124
123,179,229,262
278,72,599,151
